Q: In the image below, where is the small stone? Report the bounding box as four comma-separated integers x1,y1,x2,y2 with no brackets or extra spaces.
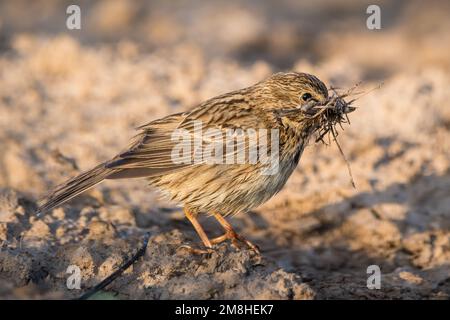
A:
399,271,423,285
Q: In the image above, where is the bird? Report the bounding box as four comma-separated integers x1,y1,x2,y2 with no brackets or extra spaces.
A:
37,72,355,254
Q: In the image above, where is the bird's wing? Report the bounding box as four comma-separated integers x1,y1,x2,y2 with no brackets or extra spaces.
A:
105,112,188,176
105,99,277,178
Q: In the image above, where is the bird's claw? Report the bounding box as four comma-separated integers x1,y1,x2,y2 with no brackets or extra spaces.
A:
177,244,215,255
212,231,260,255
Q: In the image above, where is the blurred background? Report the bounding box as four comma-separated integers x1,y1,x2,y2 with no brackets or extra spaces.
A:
1,1,449,72
0,0,450,299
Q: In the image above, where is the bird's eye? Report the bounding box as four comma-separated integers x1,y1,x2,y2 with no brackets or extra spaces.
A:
301,93,312,101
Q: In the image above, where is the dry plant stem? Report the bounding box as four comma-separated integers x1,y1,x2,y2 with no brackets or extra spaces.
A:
319,81,382,189
300,84,364,189
331,126,356,189
78,232,150,300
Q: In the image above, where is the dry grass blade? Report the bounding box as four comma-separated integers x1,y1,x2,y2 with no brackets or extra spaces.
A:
306,82,382,188
331,125,356,188
299,84,364,188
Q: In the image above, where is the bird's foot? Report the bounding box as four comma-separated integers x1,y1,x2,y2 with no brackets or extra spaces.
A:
177,244,215,255
211,230,260,255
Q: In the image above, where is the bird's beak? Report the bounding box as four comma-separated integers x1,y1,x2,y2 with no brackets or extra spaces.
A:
338,97,356,114
344,105,356,113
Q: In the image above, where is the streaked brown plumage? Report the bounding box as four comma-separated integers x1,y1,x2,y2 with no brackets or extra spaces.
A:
37,72,354,253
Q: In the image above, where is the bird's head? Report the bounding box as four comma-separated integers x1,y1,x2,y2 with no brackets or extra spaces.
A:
257,72,357,144
261,72,329,109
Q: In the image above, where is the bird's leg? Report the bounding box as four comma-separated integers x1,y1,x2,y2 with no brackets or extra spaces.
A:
211,213,260,254
179,208,214,254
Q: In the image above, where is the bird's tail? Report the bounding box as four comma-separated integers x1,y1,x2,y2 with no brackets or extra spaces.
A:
37,163,114,216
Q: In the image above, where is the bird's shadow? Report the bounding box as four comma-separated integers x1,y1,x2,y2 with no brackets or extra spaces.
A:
224,169,450,298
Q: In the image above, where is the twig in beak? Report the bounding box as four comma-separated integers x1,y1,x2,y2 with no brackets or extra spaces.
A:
331,125,356,189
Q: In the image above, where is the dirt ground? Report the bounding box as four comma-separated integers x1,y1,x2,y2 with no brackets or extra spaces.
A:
0,0,450,299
